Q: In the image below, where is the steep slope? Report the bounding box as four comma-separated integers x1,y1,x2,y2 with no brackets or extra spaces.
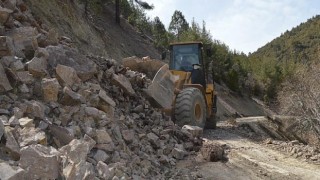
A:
250,15,320,63
25,0,160,60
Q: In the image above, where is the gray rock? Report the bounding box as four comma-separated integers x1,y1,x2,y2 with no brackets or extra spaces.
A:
0,63,13,92
63,160,95,180
4,127,20,160
85,106,106,120
48,124,74,147
0,119,4,139
96,129,113,144
98,89,116,118
59,138,94,164
60,86,84,106
16,71,34,84
13,107,24,119
46,45,97,81
25,100,45,119
93,149,109,162
18,117,34,128
0,108,9,115
147,132,159,144
0,36,14,57
55,64,82,87
182,125,203,138
0,7,12,24
96,161,112,179
26,57,47,78
18,84,29,93
41,78,60,102
95,142,115,153
1,0,17,11
19,144,60,180
111,74,135,96
121,129,135,143
8,116,19,126
10,60,24,71
171,147,185,160
0,162,25,180
7,27,38,59
18,127,47,147
132,104,144,113
99,89,116,107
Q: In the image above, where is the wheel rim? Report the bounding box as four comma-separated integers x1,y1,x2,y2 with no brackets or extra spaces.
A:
194,102,202,123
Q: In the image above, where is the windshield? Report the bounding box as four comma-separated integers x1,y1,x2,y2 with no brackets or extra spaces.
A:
170,44,200,72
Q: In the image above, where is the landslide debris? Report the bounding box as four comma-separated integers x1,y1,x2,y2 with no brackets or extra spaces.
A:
0,1,203,179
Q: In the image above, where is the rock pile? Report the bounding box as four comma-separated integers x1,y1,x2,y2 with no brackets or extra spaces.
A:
0,1,204,179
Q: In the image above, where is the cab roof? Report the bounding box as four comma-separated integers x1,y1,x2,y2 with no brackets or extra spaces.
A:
169,41,203,47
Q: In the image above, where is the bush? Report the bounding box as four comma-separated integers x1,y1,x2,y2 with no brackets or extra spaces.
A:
278,62,320,135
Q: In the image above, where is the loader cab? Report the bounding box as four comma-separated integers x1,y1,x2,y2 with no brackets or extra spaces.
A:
169,42,204,72
169,42,207,89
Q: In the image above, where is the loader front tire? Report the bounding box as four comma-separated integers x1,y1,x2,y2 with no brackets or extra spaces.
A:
174,87,206,128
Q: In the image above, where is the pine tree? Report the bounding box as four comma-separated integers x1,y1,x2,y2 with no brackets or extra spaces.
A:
168,10,189,41
152,17,169,49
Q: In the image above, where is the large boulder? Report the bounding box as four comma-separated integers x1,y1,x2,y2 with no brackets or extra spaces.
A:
0,63,12,92
45,45,97,81
111,73,135,96
59,136,95,164
0,162,26,180
26,57,48,78
19,144,60,180
0,36,14,57
59,86,84,106
41,78,60,102
55,64,82,87
0,7,12,25
6,27,38,59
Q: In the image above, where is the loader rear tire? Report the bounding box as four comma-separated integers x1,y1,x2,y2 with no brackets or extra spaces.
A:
174,87,206,128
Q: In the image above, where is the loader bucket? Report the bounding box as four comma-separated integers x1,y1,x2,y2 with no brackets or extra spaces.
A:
143,64,176,109
122,57,176,109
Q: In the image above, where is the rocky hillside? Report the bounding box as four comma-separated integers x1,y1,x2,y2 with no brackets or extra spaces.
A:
25,0,160,60
0,0,205,179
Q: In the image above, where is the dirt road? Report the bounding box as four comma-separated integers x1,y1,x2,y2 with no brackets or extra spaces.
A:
177,121,320,180
175,86,320,180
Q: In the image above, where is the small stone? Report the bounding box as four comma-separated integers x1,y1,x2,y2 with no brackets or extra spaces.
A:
16,71,34,84
93,150,109,162
18,117,34,127
121,129,135,143
19,84,29,93
171,148,185,160
182,125,203,138
27,57,47,78
60,86,84,106
96,129,113,144
0,108,10,115
41,78,60,102
96,161,112,179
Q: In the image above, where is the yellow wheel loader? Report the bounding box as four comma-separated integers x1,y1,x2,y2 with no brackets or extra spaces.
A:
123,41,217,128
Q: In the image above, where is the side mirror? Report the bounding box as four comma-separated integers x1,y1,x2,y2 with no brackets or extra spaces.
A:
161,51,166,60
206,48,212,57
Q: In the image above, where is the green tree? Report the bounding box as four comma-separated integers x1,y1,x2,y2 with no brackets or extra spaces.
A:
152,16,169,49
168,10,189,41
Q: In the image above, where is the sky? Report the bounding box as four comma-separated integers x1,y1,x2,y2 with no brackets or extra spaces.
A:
145,0,320,54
